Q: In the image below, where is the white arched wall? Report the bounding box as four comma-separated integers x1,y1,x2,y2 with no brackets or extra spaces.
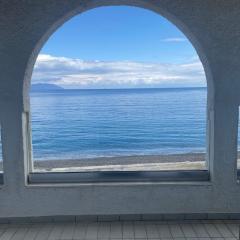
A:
0,0,239,218
27,4,211,174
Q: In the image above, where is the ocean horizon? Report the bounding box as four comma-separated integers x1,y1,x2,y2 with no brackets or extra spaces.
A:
29,87,207,161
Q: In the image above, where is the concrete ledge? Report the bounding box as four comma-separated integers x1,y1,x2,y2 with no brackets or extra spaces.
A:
28,170,209,184
1,213,240,224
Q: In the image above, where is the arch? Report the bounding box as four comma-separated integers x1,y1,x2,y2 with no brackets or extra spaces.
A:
23,0,213,102
2,0,240,218
23,0,213,172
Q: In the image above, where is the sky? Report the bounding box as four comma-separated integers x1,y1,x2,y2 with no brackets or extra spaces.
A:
32,6,206,89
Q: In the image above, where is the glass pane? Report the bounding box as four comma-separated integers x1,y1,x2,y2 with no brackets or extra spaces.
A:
30,6,207,172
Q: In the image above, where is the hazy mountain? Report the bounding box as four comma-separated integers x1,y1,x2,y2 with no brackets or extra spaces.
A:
31,83,64,92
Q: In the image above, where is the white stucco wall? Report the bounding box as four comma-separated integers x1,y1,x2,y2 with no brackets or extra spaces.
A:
0,0,240,218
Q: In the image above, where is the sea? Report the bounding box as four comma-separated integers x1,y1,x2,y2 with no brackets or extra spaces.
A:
27,87,207,161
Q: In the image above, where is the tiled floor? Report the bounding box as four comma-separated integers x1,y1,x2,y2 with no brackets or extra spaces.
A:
0,220,239,240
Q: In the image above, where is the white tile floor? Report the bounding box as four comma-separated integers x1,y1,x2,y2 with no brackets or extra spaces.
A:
0,220,239,240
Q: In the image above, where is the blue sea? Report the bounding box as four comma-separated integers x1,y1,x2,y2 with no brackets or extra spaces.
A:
28,87,207,161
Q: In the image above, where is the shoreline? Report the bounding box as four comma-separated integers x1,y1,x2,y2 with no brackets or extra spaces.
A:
33,152,206,172
2,152,239,171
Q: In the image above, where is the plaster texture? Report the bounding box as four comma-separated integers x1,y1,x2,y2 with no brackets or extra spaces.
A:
0,0,240,218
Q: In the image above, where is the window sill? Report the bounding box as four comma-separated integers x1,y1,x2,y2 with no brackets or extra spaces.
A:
28,170,209,185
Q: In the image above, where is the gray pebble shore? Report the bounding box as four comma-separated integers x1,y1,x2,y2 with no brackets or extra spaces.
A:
33,153,206,171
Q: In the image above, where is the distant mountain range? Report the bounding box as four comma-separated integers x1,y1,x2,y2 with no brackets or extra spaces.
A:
31,83,63,92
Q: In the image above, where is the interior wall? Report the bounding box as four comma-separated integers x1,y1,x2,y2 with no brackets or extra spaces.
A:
0,0,240,218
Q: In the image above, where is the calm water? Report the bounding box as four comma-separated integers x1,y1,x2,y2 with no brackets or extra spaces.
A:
29,88,207,161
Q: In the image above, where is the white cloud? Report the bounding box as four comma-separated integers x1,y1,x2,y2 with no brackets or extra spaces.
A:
162,37,187,42
32,54,206,89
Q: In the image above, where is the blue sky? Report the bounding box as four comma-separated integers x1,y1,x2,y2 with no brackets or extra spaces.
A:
33,6,205,88
41,6,195,63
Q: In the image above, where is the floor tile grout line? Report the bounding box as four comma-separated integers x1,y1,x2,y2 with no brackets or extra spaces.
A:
166,220,175,240
224,221,239,239
2,221,240,240
213,222,229,239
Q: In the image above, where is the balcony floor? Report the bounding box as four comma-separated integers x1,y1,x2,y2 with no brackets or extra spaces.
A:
0,220,239,239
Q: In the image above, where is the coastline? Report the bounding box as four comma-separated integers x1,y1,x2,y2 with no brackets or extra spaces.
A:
33,152,206,172
2,152,239,172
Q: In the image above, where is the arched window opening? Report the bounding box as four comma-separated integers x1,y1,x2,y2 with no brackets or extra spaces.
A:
30,6,207,173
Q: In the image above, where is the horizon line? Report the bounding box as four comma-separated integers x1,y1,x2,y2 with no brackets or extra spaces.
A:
31,85,207,91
